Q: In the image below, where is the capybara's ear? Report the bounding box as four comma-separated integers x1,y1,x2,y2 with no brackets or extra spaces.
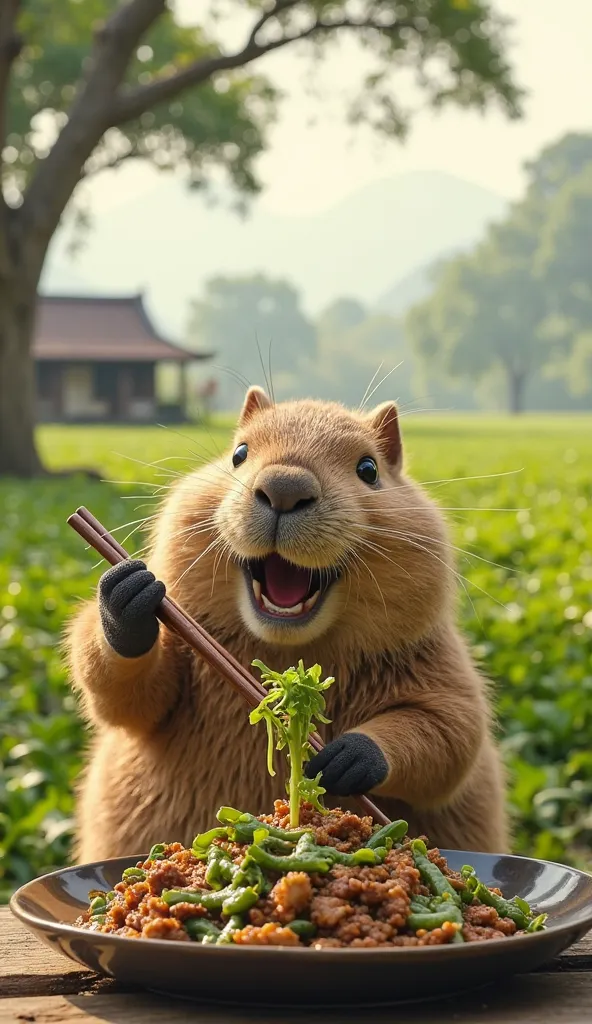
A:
238,386,272,426
367,401,402,467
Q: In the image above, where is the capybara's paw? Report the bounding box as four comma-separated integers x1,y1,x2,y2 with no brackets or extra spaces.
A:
99,560,166,658
305,733,388,796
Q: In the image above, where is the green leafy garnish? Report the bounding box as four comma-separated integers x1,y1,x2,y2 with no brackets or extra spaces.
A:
251,660,335,827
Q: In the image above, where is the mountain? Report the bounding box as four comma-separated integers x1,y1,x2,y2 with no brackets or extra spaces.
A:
46,170,507,338
375,247,464,318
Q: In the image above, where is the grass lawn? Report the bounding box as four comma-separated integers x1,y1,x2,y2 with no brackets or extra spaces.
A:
1,414,591,898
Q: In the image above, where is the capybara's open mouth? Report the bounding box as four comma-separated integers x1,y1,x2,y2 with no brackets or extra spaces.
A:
243,553,340,622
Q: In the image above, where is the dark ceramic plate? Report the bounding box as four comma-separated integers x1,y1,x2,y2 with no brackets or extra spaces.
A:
10,850,592,1007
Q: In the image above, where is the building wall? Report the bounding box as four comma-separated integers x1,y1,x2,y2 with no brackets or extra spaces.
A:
35,361,162,423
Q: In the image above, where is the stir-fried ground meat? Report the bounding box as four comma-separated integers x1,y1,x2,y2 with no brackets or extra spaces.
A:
75,802,537,947
270,872,313,921
234,922,301,945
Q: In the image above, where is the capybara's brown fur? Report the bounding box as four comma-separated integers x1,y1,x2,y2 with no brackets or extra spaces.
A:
67,388,508,861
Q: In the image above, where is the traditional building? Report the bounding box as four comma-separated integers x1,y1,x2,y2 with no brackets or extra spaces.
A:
33,294,210,423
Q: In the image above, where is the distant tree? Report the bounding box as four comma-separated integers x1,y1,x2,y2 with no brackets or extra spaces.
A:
535,166,592,397
317,298,367,341
316,303,413,407
407,132,592,413
0,0,522,475
188,274,316,405
525,132,592,201
406,211,546,414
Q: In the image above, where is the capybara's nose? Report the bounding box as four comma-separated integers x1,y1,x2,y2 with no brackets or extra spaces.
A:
254,466,320,514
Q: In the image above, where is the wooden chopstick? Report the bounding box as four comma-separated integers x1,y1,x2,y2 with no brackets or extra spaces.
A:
68,506,390,825
69,509,265,710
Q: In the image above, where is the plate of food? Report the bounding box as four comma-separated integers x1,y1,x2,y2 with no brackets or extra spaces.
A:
10,655,592,1007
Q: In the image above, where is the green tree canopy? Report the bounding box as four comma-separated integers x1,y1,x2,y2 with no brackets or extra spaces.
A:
406,213,547,413
315,299,414,406
187,274,316,406
525,132,592,201
0,0,522,475
4,0,274,206
535,165,592,395
316,298,367,340
406,132,592,413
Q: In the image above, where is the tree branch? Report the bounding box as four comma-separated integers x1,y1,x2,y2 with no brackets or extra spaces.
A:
113,12,405,127
21,0,166,274
83,147,144,178
246,0,302,47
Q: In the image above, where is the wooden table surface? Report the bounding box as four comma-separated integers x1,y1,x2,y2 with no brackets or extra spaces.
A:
1,907,592,1024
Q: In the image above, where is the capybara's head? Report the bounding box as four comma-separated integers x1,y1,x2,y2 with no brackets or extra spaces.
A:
161,388,454,654
156,385,450,655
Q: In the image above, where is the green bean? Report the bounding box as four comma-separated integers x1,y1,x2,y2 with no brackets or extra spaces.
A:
162,889,205,907
122,867,146,881
205,846,234,890
462,868,542,929
410,894,431,908
472,882,529,928
247,843,330,875
321,845,383,867
289,831,383,867
365,820,408,850
410,895,438,912
261,835,299,855
162,885,236,910
194,887,236,910
184,918,222,942
294,832,317,853
216,807,310,843
526,913,548,932
106,891,118,902
89,896,107,915
287,919,317,939
217,914,244,944
91,914,107,925
232,859,267,894
192,827,230,858
408,905,464,931
411,840,461,906
148,843,166,861
459,865,477,903
221,885,259,915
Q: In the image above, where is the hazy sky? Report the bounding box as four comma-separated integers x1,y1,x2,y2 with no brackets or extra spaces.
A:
88,1,592,217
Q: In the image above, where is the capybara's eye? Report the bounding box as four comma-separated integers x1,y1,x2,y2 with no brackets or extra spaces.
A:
232,443,248,468
356,456,378,485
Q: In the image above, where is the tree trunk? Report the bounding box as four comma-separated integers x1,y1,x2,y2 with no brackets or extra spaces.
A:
507,369,526,415
0,282,43,476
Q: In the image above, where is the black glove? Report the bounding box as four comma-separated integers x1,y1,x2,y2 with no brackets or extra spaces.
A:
99,560,166,659
305,733,388,796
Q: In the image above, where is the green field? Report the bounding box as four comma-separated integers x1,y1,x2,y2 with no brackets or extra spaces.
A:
1,416,591,899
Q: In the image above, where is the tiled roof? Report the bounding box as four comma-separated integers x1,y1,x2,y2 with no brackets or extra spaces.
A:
34,295,209,363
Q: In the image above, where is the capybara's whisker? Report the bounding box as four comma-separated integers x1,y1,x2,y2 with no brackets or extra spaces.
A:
358,363,384,411
362,524,519,576
359,362,403,411
419,469,523,487
114,452,185,478
354,537,414,580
